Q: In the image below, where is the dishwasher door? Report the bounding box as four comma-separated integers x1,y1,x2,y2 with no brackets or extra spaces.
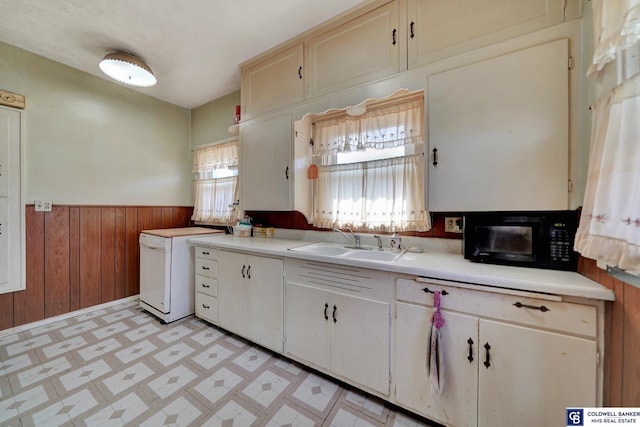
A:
139,233,172,314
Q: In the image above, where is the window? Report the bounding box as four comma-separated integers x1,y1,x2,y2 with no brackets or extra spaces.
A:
311,91,430,232
192,139,240,224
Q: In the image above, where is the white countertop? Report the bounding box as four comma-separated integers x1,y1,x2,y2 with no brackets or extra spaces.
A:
188,234,615,301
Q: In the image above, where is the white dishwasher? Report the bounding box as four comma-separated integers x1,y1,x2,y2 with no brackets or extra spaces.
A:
139,227,222,323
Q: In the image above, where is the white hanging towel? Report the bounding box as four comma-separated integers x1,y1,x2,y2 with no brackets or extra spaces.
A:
427,290,446,394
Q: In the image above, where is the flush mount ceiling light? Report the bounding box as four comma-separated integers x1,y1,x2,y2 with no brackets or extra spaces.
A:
99,52,157,87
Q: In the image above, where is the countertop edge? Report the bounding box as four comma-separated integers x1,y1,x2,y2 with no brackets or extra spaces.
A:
188,235,615,302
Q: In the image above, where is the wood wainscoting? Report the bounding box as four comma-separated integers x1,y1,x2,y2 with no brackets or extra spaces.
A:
0,205,193,331
578,257,640,406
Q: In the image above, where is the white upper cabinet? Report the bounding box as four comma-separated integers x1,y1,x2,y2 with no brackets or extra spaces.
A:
240,112,292,211
427,38,570,212
241,44,304,119
305,1,399,98
407,0,569,69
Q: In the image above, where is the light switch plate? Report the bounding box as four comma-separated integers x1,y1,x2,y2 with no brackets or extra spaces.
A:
34,200,52,212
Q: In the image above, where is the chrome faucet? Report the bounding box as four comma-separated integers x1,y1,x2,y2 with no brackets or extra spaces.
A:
373,235,383,250
332,227,361,248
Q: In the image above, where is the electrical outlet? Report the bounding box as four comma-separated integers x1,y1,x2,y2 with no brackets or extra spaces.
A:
444,216,462,233
34,200,52,212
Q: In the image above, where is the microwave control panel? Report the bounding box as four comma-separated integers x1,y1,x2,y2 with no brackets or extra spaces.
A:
549,222,573,263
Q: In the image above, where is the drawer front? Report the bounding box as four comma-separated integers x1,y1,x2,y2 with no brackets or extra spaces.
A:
195,258,217,279
196,275,217,297
196,246,217,260
196,293,218,324
397,278,597,337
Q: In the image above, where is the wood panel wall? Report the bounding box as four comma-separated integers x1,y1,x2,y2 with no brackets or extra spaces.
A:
0,205,193,331
578,257,640,407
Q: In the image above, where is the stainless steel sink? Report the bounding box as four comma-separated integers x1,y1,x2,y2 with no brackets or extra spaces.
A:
288,241,405,263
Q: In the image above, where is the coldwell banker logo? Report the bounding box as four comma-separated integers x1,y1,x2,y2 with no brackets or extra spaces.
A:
567,408,584,426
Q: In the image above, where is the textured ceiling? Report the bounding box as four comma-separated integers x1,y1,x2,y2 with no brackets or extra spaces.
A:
0,0,366,109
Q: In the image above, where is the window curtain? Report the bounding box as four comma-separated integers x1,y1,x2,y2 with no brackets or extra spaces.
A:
191,140,240,224
312,96,430,232
574,0,640,274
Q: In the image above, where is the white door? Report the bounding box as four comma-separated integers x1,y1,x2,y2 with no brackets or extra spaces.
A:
284,282,331,371
246,255,284,352
478,320,597,427
0,106,23,293
331,292,390,395
139,234,172,313
395,302,479,427
217,251,248,337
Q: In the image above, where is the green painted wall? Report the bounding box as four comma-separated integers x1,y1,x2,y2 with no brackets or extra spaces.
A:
191,90,240,148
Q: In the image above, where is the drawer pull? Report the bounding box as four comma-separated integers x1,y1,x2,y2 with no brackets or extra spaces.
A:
333,305,337,323
324,303,329,321
201,284,210,288
241,265,246,278
467,338,474,363
201,251,210,255
202,304,210,309
422,287,449,296
247,265,251,279
484,342,491,368
513,302,550,312
202,266,210,270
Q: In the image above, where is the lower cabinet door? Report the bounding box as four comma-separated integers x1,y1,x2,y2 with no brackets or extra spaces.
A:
195,293,218,324
217,251,247,337
477,320,597,427
246,255,284,352
331,292,391,395
395,302,479,427
284,282,331,371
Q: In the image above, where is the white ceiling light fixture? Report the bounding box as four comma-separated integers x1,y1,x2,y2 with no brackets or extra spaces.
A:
99,52,157,87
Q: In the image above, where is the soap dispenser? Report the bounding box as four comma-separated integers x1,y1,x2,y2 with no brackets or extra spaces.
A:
390,231,402,253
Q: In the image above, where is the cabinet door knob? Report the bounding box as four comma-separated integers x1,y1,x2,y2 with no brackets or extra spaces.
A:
467,338,474,363
324,303,329,321
484,342,491,368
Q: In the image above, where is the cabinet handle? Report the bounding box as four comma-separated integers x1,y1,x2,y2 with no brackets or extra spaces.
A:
392,28,397,45
467,338,474,363
202,304,210,309
298,66,302,80
432,147,438,166
484,342,491,368
332,305,337,323
202,251,210,255
513,301,550,312
324,303,329,321
241,265,246,278
285,166,289,180
202,283,210,288
247,265,251,279
202,266,210,270
410,21,415,39
422,287,448,296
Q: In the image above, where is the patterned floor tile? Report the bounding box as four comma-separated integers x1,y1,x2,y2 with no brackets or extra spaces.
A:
26,387,99,427
76,337,122,362
24,320,69,338
82,390,148,427
389,412,434,427
91,321,130,340
273,358,304,376
242,370,291,408
156,325,194,344
5,334,52,357
263,403,321,427
14,356,74,389
101,308,137,324
0,353,36,376
114,339,157,364
139,395,202,427
153,341,196,367
0,384,51,424
202,399,258,426
128,312,156,325
58,320,100,338
290,373,341,417
148,364,198,399
233,347,271,373
342,389,390,423
57,359,112,392
191,343,234,371
100,361,155,397
193,367,244,405
325,407,381,427
190,328,225,346
123,323,162,342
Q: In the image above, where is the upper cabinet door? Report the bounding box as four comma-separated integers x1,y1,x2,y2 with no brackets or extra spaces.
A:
407,0,566,69
428,38,569,212
306,1,399,99
241,44,304,119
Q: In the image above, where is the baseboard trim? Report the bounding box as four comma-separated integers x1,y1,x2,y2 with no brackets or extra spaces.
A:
0,295,140,338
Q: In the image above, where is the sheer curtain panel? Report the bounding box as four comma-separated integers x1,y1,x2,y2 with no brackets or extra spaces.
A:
575,0,640,274
192,140,240,224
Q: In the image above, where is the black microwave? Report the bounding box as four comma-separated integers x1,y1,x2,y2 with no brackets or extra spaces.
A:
463,210,579,271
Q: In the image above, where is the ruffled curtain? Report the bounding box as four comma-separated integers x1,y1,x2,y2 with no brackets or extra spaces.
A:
574,0,640,274
191,140,240,224
312,95,430,232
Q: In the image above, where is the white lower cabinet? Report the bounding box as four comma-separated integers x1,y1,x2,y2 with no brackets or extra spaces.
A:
216,250,284,352
284,260,392,395
394,278,599,427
